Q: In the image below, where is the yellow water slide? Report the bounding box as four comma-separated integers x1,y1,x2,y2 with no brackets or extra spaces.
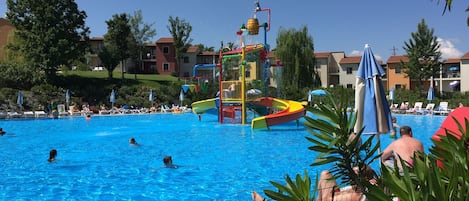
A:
251,97,306,130
191,98,217,114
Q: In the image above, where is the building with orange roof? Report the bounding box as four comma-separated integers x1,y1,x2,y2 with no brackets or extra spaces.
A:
386,55,410,90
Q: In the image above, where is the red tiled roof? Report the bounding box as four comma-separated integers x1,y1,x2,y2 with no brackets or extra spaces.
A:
461,52,469,59
387,55,409,63
156,37,174,43
314,52,330,58
144,43,156,47
445,58,460,63
186,46,199,53
0,18,12,26
339,56,361,64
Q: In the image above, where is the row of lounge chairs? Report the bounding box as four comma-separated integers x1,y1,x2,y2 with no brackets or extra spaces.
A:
391,101,451,115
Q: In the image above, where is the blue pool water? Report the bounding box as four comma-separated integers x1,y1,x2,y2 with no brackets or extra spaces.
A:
0,113,446,200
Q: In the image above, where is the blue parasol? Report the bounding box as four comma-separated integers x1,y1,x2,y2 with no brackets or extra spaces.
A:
110,89,116,108
389,88,395,104
309,89,327,96
354,44,393,152
17,91,23,112
427,86,434,102
179,90,184,106
149,89,154,102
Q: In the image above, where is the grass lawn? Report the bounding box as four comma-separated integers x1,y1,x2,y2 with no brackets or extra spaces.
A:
63,70,179,82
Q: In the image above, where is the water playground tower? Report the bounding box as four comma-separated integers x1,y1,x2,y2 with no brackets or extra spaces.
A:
191,1,306,129
217,1,271,125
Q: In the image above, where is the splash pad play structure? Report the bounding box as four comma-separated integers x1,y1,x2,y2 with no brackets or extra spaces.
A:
191,2,305,129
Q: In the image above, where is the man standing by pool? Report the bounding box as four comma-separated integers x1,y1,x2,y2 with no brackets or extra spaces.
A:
381,126,424,170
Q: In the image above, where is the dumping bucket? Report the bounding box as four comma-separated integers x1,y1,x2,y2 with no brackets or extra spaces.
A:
247,18,259,35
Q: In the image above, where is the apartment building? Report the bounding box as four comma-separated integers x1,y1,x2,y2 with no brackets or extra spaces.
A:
0,18,15,61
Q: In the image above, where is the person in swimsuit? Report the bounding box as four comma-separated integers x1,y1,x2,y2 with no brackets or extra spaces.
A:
48,149,57,162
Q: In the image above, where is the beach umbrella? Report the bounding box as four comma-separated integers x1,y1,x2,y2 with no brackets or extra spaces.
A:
65,89,70,110
17,91,23,111
110,89,116,108
353,44,393,152
179,89,184,106
149,89,154,103
389,88,395,105
309,89,327,106
309,89,327,96
427,86,434,103
247,88,262,96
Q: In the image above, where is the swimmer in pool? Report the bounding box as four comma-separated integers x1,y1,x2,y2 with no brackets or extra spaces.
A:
129,137,138,146
163,156,178,169
48,149,57,162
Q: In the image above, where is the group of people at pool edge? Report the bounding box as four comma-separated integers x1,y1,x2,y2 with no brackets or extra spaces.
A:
251,123,424,201
47,137,178,169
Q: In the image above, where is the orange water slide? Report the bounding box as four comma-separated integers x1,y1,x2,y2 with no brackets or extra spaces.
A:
251,97,306,129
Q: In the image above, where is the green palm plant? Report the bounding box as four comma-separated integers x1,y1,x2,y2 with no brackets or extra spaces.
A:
262,92,469,201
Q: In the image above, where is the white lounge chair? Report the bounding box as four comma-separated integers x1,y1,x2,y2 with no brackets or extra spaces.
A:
406,102,423,114
34,111,48,118
23,111,35,118
434,102,450,115
417,103,435,115
57,104,69,116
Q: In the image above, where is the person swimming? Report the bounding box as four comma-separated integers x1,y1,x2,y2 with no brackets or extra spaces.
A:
0,128,6,135
129,137,138,146
48,149,57,162
163,156,178,168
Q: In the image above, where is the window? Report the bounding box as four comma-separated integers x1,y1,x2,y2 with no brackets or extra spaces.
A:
183,56,189,63
346,67,353,74
395,84,402,89
346,84,353,88
395,66,401,74
163,46,169,54
163,63,169,72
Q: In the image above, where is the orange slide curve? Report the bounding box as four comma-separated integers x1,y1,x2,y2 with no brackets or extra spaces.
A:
251,97,306,129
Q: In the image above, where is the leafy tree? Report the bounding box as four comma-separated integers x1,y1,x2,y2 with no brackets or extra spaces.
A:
104,13,131,81
275,26,319,98
402,19,441,92
0,62,43,89
440,0,469,26
194,43,215,52
6,0,89,82
128,10,156,75
98,45,120,79
167,16,193,77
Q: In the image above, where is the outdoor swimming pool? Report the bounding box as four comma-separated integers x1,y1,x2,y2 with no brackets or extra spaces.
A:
0,113,446,200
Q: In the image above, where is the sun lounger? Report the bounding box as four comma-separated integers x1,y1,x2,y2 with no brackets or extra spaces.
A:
35,111,48,118
57,104,69,116
434,102,450,115
417,103,435,115
0,112,6,119
7,112,22,118
23,111,35,118
406,102,423,114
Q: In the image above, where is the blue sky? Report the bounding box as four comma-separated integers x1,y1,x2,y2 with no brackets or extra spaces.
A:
1,0,468,61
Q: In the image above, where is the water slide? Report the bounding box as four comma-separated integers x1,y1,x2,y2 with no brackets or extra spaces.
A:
191,97,306,129
191,98,217,114
251,97,306,129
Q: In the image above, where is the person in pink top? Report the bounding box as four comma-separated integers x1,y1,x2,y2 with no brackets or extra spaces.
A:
381,126,424,170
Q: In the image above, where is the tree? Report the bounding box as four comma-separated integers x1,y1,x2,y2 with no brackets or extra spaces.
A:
104,13,131,81
6,0,89,82
98,45,120,79
167,16,193,77
275,26,319,98
402,19,441,91
128,10,156,75
194,43,215,52
440,0,469,26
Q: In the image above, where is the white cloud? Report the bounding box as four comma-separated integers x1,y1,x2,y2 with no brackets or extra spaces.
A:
437,38,463,60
